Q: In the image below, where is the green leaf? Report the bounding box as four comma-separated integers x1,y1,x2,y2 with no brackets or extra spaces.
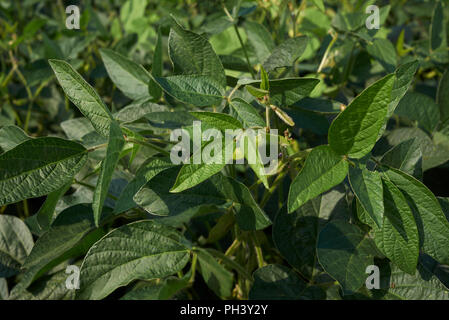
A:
61,118,95,141
0,137,87,206
293,98,341,114
13,206,107,295
149,27,163,101
328,74,395,158
260,66,269,91
11,18,46,49
383,167,449,265
0,215,33,278
10,267,76,300
371,259,449,300
311,0,325,11
395,92,440,133
190,111,243,131
268,78,320,106
384,60,419,122
145,111,198,129
219,55,251,72
168,16,226,88
241,78,320,106
243,21,275,64
366,38,397,73
382,127,449,171
120,0,148,33
100,48,151,100
430,1,448,62
246,85,269,99
285,107,330,135
135,168,270,230
249,264,325,300
170,137,233,193
196,248,234,298
380,138,422,180
120,276,190,300
169,113,252,193
437,69,449,122
229,98,265,128
23,204,108,272
77,220,191,300
274,186,348,279
114,158,175,214
357,179,419,274
170,163,225,194
288,145,349,213
317,220,379,294
114,99,167,123
331,11,366,32
348,166,384,228
209,26,243,55
150,75,225,107
263,36,308,72
0,278,8,300
92,121,125,226
0,125,30,153
49,59,113,137
34,181,73,233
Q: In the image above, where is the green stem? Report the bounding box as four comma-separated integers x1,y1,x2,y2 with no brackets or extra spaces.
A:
233,24,255,79
125,137,170,156
87,143,108,152
225,238,241,257
227,84,241,101
207,248,253,281
23,101,33,133
189,252,198,284
317,32,338,73
260,170,287,207
74,179,118,201
23,200,29,218
9,50,34,133
252,232,265,268
265,105,270,131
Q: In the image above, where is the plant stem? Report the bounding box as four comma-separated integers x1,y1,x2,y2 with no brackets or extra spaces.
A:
225,238,241,257
74,179,118,201
23,101,33,133
317,32,338,73
265,105,270,131
189,252,198,284
23,200,29,217
125,137,170,156
252,232,265,268
260,170,287,207
87,143,108,152
227,84,241,101
9,50,34,133
207,248,253,281
233,24,255,79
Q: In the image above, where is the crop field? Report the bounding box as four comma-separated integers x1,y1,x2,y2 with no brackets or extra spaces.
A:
0,0,449,302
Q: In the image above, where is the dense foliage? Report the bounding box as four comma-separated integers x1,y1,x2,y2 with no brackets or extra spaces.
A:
1,0,449,300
